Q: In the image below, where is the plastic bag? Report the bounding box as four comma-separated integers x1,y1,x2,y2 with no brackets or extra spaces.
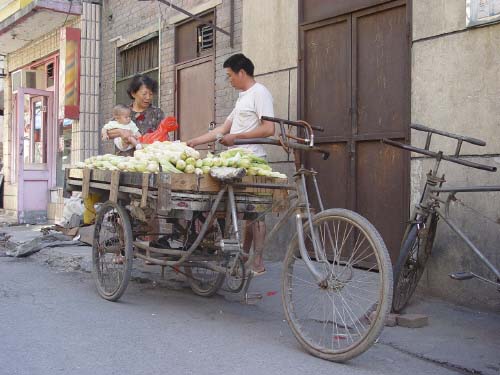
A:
138,116,179,144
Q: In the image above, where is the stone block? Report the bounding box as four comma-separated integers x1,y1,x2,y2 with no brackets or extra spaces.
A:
396,314,429,328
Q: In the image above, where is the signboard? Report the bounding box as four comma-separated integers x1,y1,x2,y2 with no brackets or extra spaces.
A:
58,27,81,120
467,0,500,27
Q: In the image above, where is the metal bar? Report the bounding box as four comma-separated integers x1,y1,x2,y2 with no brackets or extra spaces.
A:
436,210,500,279
229,0,234,48
382,139,496,172
227,185,240,244
411,123,486,146
146,0,231,36
432,186,500,193
232,183,296,190
134,241,185,256
261,116,324,132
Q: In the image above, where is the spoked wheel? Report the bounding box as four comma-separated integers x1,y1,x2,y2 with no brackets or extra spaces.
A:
223,254,246,293
184,215,225,297
92,201,133,301
392,214,438,313
184,255,226,297
282,209,392,362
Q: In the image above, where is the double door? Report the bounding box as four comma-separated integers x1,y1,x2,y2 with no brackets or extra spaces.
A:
300,0,410,261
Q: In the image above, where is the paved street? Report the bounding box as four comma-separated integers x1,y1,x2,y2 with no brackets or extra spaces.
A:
1,250,499,375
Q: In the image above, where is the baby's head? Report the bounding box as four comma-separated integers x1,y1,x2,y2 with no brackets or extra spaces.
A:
113,104,131,125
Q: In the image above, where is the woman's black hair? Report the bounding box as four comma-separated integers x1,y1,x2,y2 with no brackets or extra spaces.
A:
127,74,158,99
223,54,255,77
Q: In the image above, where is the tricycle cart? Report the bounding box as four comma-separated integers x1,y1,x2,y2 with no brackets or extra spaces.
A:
65,116,393,362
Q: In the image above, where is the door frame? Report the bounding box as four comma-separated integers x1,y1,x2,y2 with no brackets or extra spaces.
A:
14,87,55,217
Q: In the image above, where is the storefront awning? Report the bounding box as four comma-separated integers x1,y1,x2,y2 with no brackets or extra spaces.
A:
0,0,82,54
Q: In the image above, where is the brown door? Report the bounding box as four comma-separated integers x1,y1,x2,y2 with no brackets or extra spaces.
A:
175,56,214,150
299,0,410,262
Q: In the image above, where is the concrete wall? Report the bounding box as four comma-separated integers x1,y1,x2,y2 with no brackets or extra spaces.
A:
411,0,500,310
242,0,299,260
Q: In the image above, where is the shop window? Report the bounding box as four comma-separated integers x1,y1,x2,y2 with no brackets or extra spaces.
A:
116,34,159,106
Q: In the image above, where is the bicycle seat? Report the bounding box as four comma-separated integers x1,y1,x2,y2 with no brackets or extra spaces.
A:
209,167,246,182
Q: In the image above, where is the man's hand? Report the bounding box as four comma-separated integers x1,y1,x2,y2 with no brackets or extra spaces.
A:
186,139,197,148
101,131,109,141
220,133,238,146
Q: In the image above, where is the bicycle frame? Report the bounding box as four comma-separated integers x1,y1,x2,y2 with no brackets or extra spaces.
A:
430,186,500,282
390,124,500,286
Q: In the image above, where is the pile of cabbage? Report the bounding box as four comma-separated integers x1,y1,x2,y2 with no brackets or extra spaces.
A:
75,141,287,178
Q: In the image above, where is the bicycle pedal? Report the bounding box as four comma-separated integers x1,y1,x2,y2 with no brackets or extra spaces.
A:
449,271,474,281
220,239,240,253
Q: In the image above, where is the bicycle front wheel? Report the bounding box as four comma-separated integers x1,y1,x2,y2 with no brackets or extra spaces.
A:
392,214,438,313
282,209,392,362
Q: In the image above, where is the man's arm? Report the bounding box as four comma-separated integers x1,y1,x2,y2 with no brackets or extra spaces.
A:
219,119,274,146
187,119,232,148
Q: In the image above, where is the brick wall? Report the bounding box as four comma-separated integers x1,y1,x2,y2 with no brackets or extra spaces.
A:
100,0,242,154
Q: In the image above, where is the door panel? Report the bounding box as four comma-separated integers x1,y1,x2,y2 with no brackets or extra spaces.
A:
176,57,214,148
355,4,409,135
356,140,408,259
300,0,409,262
302,17,351,139
306,143,350,210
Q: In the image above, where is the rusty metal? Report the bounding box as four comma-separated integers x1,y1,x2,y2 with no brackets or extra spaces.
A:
299,0,410,262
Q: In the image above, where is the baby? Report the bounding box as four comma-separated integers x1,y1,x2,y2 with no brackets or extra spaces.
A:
102,104,142,151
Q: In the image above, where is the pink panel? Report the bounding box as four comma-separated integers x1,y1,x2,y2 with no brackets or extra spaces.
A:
23,181,48,210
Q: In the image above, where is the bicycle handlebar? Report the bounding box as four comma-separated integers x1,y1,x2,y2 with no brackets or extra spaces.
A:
382,139,497,172
411,123,486,147
234,138,330,160
261,116,325,132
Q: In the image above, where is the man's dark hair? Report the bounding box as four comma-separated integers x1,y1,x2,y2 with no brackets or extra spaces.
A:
127,74,158,99
223,54,254,77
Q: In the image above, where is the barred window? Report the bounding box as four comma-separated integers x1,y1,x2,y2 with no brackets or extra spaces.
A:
116,33,159,107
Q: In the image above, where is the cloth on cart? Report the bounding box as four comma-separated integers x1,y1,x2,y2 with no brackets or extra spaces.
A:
209,167,246,181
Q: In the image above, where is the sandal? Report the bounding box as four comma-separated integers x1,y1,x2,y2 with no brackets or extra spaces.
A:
251,268,267,277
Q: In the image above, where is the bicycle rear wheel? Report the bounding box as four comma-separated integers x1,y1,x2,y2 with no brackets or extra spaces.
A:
282,209,392,362
392,214,438,313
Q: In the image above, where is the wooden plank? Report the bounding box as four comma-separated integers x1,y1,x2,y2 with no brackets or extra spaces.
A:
69,168,83,179
157,173,172,214
170,173,199,191
141,173,149,208
109,170,120,203
197,174,221,192
82,168,91,199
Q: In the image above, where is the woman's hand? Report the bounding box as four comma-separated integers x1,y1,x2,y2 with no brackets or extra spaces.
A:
107,128,133,139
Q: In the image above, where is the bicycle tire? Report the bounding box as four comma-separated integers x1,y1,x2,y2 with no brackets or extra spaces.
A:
184,262,225,297
392,214,438,313
281,208,392,362
92,201,133,302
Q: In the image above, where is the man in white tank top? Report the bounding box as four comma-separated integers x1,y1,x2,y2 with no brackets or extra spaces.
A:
187,53,275,275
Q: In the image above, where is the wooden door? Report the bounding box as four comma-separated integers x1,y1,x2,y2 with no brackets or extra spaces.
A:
299,0,410,262
175,56,214,150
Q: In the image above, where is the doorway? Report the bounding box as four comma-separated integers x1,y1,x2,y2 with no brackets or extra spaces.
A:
299,0,410,262
13,88,55,223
